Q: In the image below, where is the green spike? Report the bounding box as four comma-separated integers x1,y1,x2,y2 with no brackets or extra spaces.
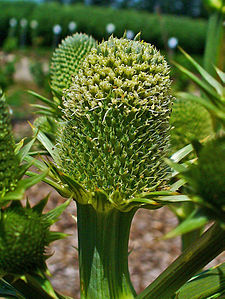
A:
47,231,68,243
0,89,20,195
43,199,71,223
50,33,96,94
32,194,49,214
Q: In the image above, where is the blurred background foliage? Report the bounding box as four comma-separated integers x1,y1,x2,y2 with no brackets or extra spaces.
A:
0,0,219,130
0,1,207,53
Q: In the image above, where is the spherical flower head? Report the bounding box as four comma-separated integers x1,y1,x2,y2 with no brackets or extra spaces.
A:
185,136,225,212
170,97,213,154
58,36,172,198
0,199,68,275
0,207,49,275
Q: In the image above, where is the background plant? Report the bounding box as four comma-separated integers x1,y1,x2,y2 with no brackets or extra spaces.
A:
0,1,224,297
0,2,207,54
19,30,225,298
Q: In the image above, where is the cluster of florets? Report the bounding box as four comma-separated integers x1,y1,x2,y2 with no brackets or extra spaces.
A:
0,90,19,194
58,36,172,197
0,205,49,274
186,136,225,209
51,33,96,93
0,199,67,275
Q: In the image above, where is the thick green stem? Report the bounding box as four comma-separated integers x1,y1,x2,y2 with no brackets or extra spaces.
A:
77,202,136,299
137,223,225,299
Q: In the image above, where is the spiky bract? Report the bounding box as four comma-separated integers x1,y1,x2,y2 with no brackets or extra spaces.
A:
170,98,213,153
51,33,96,93
0,90,19,194
0,199,68,275
58,36,172,197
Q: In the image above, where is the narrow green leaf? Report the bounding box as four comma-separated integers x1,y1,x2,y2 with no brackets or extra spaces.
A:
173,61,221,101
26,170,71,198
31,104,55,113
25,272,59,299
34,129,60,164
170,144,193,163
2,171,48,201
215,67,225,84
17,138,36,162
25,155,48,172
137,224,225,299
179,47,224,96
48,231,68,242
0,279,25,299
165,158,188,175
154,194,191,204
34,110,56,117
44,199,71,222
28,90,57,109
15,139,25,155
59,173,90,203
17,161,33,179
177,92,225,119
170,179,187,192
175,262,225,299
55,292,74,299
32,194,49,213
163,210,209,240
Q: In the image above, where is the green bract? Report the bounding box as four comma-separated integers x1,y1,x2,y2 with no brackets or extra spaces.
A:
58,36,172,198
51,33,96,94
0,90,19,194
0,199,69,276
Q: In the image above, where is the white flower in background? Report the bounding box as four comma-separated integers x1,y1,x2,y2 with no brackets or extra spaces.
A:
68,21,77,32
168,37,178,49
30,20,38,29
20,18,28,28
53,24,62,35
126,30,134,40
9,18,17,27
106,23,115,34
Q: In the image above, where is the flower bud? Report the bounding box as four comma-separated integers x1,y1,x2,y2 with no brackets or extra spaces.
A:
51,33,96,93
0,199,68,275
58,36,172,198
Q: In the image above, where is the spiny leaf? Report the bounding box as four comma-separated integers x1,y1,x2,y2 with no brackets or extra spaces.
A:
163,209,209,240
175,262,225,299
0,279,26,299
179,47,224,96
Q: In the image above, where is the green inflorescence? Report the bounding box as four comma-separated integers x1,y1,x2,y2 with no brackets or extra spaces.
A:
51,33,96,93
170,97,213,153
0,90,19,194
58,36,172,197
186,136,225,208
0,199,68,275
